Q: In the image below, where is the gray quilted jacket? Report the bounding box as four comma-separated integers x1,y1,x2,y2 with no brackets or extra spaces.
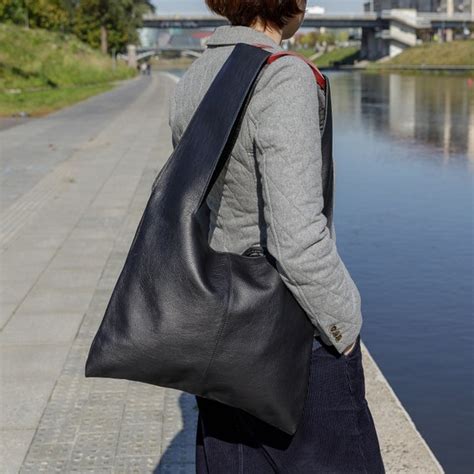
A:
168,25,362,354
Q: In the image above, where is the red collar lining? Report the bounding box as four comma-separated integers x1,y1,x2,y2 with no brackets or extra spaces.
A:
251,43,326,90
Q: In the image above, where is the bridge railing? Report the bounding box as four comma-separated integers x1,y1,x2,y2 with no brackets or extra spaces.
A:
141,11,473,29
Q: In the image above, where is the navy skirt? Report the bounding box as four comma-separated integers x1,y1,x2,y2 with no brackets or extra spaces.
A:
195,335,385,473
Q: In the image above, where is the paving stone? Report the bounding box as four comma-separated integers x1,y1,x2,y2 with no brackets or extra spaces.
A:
127,381,166,400
0,281,31,305
0,379,56,430
122,406,164,426
24,442,73,461
37,268,103,290
114,455,160,473
33,424,78,445
0,302,17,329
68,431,118,471
89,378,129,394
0,429,36,474
41,396,86,419
48,259,105,273
18,287,93,314
0,249,54,268
116,422,163,456
0,311,85,344
50,374,92,401
79,405,124,434
122,390,165,426
158,443,196,465
0,263,44,285
20,458,69,473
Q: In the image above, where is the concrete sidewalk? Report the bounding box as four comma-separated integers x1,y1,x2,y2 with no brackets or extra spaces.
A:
0,72,443,473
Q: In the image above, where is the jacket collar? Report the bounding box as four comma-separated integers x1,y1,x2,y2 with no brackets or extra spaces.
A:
206,25,284,51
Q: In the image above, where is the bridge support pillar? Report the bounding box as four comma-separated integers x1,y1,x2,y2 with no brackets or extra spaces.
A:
361,27,386,60
361,12,419,61
445,0,454,41
127,44,137,69
386,14,418,57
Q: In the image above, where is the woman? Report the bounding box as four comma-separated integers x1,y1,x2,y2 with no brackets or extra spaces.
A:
168,1,385,472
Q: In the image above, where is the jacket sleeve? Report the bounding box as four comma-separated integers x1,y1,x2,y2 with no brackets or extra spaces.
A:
247,55,362,354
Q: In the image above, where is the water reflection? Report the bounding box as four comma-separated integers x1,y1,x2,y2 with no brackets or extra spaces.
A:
332,72,474,165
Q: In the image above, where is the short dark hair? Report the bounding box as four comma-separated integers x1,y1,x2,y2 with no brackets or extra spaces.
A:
205,0,305,30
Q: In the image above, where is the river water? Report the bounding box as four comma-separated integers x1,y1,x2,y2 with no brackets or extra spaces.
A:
168,68,473,473
329,71,473,474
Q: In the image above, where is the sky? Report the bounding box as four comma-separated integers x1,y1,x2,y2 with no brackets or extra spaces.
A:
153,1,366,15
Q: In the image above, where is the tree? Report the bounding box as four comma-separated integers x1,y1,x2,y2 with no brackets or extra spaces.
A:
0,0,154,54
28,0,69,30
298,31,319,49
74,0,154,54
0,0,26,26
0,0,69,30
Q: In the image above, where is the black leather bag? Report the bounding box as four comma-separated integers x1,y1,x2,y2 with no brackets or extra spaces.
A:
85,42,316,435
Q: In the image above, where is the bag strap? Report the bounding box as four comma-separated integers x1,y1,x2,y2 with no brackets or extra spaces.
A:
198,51,267,210
165,43,273,215
251,43,326,90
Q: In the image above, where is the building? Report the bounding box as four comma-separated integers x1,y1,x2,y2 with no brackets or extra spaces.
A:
367,0,472,12
306,6,325,14
371,0,437,10
438,0,473,13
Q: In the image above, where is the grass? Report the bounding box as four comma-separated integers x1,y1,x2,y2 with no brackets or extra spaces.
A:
293,48,316,59
0,24,136,116
372,40,474,69
0,84,114,116
312,47,360,68
294,47,360,68
296,41,473,74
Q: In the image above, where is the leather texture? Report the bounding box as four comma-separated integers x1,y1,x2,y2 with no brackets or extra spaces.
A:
85,43,328,435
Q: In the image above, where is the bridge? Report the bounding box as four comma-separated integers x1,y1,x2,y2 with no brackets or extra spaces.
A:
142,13,384,29
142,11,473,29
134,47,202,62
141,10,473,59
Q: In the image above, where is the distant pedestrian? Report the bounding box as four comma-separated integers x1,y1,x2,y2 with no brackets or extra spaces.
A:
140,62,147,75
146,62,151,75
168,0,386,472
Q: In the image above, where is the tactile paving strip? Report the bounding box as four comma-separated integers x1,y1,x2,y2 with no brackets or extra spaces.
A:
20,134,199,473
